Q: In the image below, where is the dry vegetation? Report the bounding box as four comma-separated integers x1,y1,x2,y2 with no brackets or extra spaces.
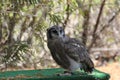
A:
97,62,120,80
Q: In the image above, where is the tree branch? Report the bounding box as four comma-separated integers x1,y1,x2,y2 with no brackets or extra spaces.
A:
100,8,120,33
63,0,70,29
88,0,106,51
82,0,92,45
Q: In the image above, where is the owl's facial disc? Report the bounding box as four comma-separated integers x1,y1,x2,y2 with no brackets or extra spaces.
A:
47,26,65,39
51,28,61,39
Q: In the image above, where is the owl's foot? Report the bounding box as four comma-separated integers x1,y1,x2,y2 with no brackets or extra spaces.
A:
56,71,73,76
64,71,74,75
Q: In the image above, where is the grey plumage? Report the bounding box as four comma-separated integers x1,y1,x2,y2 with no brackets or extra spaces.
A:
47,25,94,73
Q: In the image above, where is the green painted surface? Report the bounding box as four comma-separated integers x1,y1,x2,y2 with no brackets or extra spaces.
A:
0,68,110,80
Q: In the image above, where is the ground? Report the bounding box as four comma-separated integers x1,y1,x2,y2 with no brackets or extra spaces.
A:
96,62,120,80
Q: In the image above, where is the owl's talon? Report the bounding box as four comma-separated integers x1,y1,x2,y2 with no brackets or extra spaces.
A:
56,71,73,76
56,73,72,76
64,71,74,75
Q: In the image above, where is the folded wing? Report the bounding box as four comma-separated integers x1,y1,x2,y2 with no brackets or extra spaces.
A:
64,38,94,72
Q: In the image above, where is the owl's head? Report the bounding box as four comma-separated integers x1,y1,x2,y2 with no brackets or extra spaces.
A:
47,25,65,40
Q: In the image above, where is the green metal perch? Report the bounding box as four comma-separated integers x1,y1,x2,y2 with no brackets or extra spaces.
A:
0,68,110,80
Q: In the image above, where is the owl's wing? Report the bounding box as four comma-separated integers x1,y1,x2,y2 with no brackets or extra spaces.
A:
47,39,70,69
64,38,94,72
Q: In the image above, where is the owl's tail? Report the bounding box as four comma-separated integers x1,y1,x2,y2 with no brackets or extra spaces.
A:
81,57,94,73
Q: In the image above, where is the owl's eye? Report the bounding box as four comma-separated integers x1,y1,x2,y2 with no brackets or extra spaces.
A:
52,30,57,34
60,29,63,33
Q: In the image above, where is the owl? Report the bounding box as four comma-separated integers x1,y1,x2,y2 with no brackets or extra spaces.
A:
47,25,94,73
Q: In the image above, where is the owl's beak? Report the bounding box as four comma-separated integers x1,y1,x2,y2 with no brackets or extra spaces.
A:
58,32,63,38
59,35,63,38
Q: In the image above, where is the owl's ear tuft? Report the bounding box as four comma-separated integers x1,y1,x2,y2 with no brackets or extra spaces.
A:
47,28,49,32
47,27,52,39
47,28,50,32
